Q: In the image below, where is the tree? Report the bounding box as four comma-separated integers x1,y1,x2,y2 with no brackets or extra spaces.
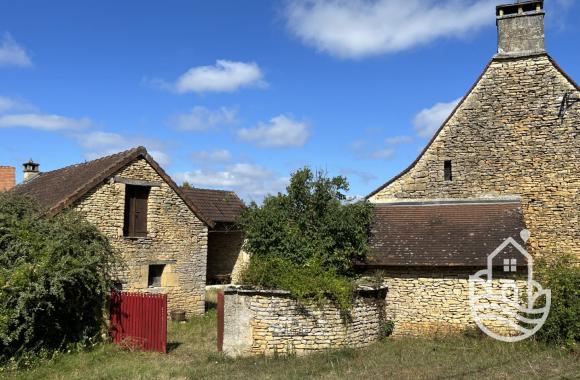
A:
238,168,373,308
0,193,118,364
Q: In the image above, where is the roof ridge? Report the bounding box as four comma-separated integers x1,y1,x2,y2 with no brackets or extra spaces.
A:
31,146,145,177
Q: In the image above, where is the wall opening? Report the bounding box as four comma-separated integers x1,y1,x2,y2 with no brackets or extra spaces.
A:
148,264,165,287
124,185,150,237
444,160,452,181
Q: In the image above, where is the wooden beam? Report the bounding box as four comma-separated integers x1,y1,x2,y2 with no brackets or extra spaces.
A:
114,176,162,187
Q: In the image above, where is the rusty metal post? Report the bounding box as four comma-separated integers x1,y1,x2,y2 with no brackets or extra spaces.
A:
217,291,224,352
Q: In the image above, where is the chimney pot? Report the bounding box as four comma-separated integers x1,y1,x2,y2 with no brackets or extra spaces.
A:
0,166,16,191
496,1,545,57
23,159,40,182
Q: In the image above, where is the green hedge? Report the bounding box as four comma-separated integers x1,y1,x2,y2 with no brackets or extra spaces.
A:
0,193,118,364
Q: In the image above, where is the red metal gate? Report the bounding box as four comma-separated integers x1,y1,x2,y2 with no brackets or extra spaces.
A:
109,292,167,353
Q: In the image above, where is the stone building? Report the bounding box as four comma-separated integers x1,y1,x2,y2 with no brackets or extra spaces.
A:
180,187,247,284
362,0,579,335
13,146,244,316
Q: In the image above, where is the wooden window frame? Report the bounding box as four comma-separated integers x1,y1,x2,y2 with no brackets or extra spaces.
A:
123,184,150,238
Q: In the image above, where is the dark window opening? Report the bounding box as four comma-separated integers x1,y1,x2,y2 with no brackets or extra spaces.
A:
444,160,452,181
148,264,165,287
123,185,150,237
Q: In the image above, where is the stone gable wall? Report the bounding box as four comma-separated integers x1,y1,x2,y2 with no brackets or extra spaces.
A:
370,55,580,260
74,158,208,316
223,288,386,357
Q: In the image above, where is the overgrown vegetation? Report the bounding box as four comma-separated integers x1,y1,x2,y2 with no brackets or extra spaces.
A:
4,310,579,380
238,168,373,309
0,193,118,366
534,254,580,347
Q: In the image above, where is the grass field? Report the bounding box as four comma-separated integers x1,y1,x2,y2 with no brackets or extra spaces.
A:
3,302,579,380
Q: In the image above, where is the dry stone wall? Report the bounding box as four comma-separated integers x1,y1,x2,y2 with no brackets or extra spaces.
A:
74,158,208,316
369,55,580,260
379,268,528,336
223,287,387,357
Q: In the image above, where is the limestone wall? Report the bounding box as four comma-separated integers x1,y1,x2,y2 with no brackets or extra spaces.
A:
223,287,387,357
379,268,528,336
207,231,249,284
369,55,580,260
74,158,208,316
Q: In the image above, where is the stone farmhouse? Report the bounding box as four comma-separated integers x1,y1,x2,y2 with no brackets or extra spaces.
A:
10,146,245,317
361,0,579,335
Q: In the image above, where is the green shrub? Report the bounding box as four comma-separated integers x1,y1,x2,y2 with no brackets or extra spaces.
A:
379,320,395,339
0,193,118,365
534,255,579,347
241,256,354,311
238,168,373,309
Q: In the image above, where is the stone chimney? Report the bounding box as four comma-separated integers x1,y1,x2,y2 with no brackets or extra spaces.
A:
23,160,40,182
0,166,16,191
496,0,545,57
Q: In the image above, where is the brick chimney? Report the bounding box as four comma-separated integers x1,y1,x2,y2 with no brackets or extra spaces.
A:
23,159,40,182
0,166,16,191
496,1,545,57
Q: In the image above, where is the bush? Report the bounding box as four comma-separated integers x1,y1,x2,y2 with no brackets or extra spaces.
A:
241,256,355,311
534,255,579,347
238,168,373,309
0,193,118,365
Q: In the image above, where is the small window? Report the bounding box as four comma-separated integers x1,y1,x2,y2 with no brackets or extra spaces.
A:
123,185,150,237
444,160,452,181
148,264,165,287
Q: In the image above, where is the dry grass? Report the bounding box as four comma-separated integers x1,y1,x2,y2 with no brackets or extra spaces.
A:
4,308,578,380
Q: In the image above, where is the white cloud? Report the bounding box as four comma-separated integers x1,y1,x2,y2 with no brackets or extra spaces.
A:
191,149,232,163
385,135,413,145
413,98,460,138
155,60,267,94
350,139,395,160
170,106,237,131
78,131,172,166
369,148,394,160
174,163,287,201
285,0,494,59
0,113,92,131
0,33,32,67
237,115,310,147
0,96,33,113
339,168,377,184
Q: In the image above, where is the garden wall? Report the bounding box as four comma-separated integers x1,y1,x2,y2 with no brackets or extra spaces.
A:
222,286,387,357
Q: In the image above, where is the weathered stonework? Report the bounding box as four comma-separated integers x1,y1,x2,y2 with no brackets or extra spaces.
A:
376,268,527,336
74,158,208,316
223,287,387,357
207,231,249,284
369,55,580,260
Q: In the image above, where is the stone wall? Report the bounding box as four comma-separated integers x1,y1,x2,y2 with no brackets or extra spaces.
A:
369,55,580,261
377,268,527,336
207,230,249,284
74,158,208,316
223,287,387,357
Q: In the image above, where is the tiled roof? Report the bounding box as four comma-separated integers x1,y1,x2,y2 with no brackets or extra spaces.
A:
12,147,214,227
362,200,526,267
180,188,245,224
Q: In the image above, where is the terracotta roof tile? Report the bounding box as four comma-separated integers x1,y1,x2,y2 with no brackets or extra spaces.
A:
180,188,245,224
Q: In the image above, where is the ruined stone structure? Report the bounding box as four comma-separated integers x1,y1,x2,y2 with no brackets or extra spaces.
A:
363,1,578,335
14,147,217,316
223,286,387,357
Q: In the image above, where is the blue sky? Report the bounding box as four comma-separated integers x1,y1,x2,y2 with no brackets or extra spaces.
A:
0,0,578,201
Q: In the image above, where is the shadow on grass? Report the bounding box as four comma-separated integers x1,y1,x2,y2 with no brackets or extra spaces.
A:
166,342,182,353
